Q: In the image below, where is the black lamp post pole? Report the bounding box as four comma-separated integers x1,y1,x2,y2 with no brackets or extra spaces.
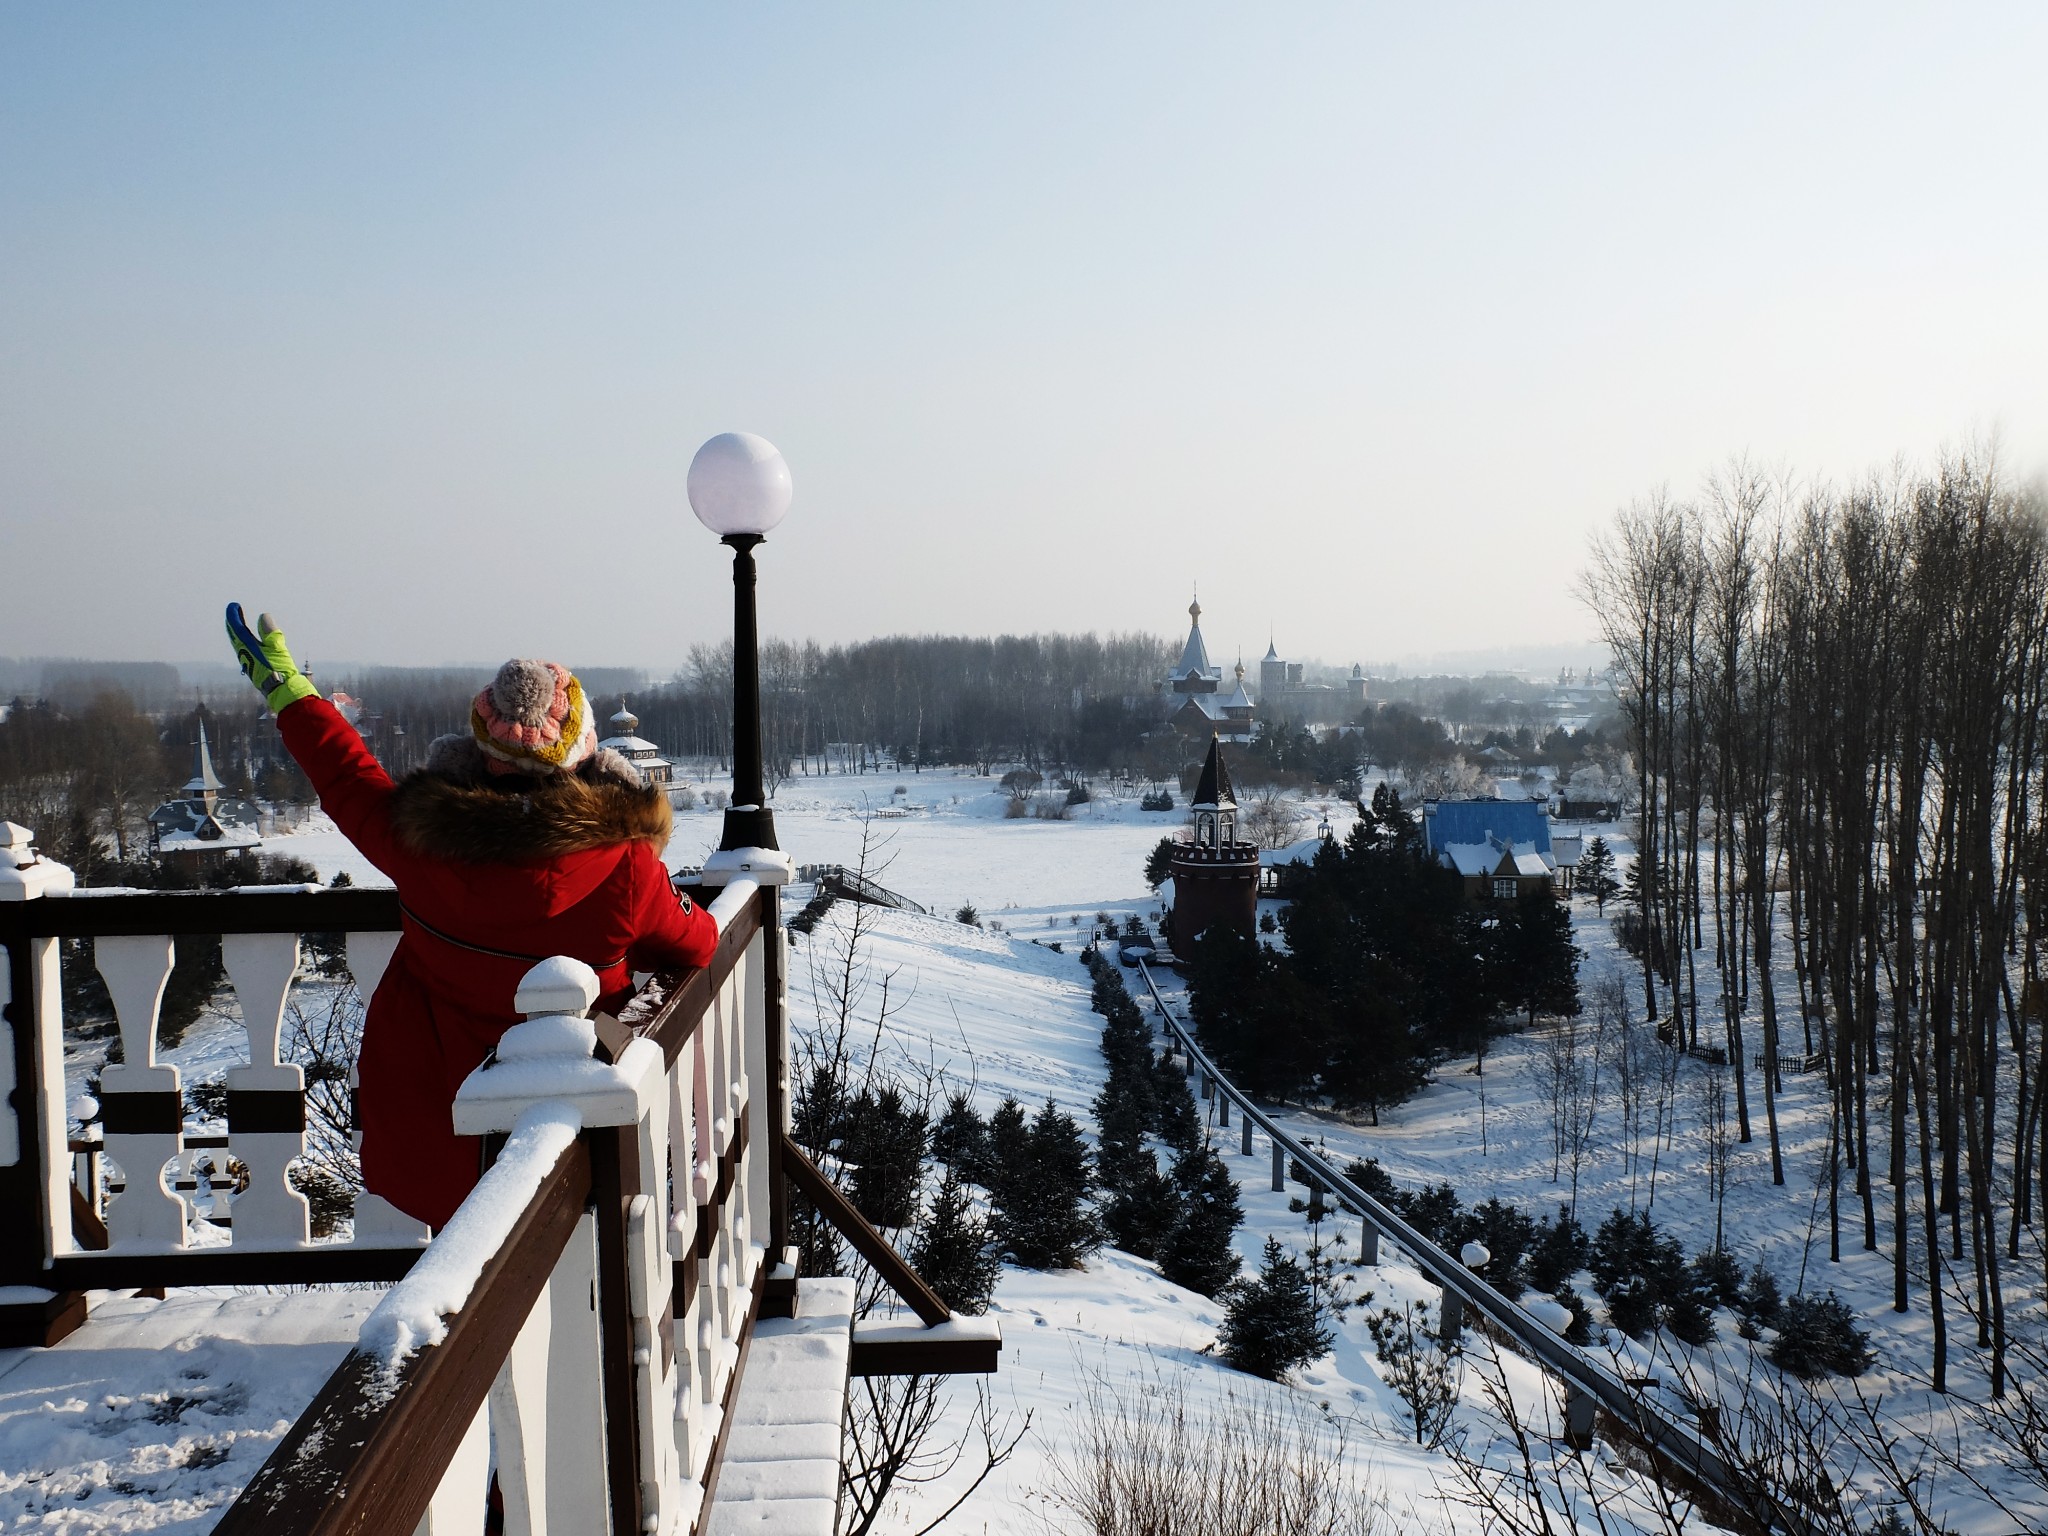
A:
719,533,779,852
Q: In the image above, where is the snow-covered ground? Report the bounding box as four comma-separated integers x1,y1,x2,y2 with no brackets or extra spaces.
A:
11,769,2041,1532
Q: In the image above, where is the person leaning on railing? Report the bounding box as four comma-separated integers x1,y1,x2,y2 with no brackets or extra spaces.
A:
226,604,716,1230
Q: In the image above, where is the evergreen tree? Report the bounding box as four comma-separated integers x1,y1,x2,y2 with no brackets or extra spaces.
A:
1099,1146,1181,1260
982,1096,1031,1212
995,1100,1101,1269
1157,1145,1243,1296
910,1165,1001,1315
1219,1237,1331,1379
1576,835,1620,911
842,1085,928,1230
1144,836,1176,890
1365,1298,1461,1446
929,1089,988,1181
1494,887,1583,1028
1151,1054,1203,1153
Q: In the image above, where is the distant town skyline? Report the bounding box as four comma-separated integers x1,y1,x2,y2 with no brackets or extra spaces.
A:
5,4,2043,670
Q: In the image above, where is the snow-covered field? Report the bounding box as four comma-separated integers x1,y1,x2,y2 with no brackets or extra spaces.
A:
8,767,2041,1533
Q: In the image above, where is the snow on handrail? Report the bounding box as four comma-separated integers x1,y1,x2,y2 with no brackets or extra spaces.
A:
707,875,762,932
357,1100,583,1373
1133,958,1808,1536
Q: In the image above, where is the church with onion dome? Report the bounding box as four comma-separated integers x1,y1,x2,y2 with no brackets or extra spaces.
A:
596,698,675,788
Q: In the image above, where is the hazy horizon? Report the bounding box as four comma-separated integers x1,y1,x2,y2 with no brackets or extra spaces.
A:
6,5,2043,673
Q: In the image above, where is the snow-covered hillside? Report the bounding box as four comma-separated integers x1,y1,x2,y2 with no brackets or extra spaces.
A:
13,766,2042,1533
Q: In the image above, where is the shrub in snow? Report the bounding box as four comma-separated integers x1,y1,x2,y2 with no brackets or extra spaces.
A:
1662,1274,1719,1347
910,1165,1000,1315
1452,1198,1535,1300
843,1084,929,1230
1391,1181,1466,1251
1691,1245,1743,1309
793,1062,848,1152
1140,787,1175,811
1341,1156,1399,1203
1526,1205,1591,1292
994,1100,1101,1269
1220,1237,1332,1380
929,1090,987,1179
1121,912,1146,940
1365,1299,1462,1447
1259,910,1277,933
1589,1208,1686,1306
1065,781,1091,806
1144,835,1176,888
1032,797,1072,820
1157,1145,1243,1297
999,768,1042,801
289,1162,356,1239
1769,1291,1874,1379
955,903,980,925
1605,1275,1658,1339
1551,1284,1596,1345
1736,1261,1783,1339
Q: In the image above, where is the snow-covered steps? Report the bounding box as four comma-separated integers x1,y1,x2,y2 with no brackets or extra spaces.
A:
705,1276,857,1536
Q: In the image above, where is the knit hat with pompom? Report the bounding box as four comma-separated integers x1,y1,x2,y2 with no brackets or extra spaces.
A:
469,659,596,776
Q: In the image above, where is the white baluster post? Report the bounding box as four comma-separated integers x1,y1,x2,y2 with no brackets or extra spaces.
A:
95,935,186,1250
222,932,310,1245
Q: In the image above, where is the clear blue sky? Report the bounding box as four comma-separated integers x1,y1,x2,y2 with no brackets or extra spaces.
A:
4,4,2043,673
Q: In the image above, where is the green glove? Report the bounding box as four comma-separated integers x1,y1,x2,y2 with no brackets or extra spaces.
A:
226,603,321,714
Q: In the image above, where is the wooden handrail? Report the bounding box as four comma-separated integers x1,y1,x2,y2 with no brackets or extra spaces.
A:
213,1137,592,1536
780,1136,951,1327
632,891,763,1067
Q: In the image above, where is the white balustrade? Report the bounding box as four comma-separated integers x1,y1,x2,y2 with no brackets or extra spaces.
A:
222,932,310,1245
94,935,186,1250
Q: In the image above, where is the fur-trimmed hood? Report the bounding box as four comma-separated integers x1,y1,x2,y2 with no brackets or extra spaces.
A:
389,759,673,864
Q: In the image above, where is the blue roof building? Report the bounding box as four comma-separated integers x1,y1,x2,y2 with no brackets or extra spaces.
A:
1421,798,1557,901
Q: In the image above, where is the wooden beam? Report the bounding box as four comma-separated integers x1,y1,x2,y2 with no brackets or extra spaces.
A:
779,1138,951,1327
21,1243,426,1292
15,888,401,938
849,1334,1000,1377
212,1139,591,1536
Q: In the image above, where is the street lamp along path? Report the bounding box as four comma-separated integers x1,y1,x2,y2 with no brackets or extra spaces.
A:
690,431,798,887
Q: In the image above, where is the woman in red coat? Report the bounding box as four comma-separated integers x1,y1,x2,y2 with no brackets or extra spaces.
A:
229,606,717,1228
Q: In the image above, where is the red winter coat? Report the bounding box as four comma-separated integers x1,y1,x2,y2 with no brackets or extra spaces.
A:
279,697,716,1228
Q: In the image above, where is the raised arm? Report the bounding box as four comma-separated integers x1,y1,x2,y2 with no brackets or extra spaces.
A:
227,603,405,875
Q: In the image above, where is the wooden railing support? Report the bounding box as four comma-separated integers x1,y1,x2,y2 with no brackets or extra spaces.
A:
781,1137,950,1326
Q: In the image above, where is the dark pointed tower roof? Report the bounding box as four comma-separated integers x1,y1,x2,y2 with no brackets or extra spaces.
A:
1191,734,1236,811
183,715,224,796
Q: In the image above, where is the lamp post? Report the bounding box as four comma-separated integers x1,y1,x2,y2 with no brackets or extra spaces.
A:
689,432,797,885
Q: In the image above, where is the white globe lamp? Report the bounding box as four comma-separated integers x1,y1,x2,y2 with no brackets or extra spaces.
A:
688,431,792,539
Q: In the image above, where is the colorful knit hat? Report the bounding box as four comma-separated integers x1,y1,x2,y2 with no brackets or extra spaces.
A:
470,659,597,776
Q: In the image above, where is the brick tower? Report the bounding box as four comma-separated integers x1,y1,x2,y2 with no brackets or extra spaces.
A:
1167,736,1261,959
